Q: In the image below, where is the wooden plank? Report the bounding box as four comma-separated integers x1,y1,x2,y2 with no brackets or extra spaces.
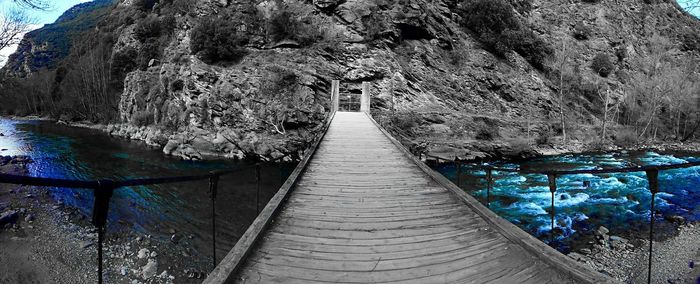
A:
202,111,337,284
206,112,618,284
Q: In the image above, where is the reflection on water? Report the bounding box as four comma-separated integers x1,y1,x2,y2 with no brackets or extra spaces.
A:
0,118,293,259
434,151,700,252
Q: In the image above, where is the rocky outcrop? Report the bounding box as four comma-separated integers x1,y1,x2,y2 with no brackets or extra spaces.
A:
5,0,700,161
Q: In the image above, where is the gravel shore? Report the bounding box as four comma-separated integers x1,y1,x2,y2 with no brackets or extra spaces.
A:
567,223,700,283
0,156,210,283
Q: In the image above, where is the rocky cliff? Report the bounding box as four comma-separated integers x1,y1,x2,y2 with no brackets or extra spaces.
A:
4,0,700,161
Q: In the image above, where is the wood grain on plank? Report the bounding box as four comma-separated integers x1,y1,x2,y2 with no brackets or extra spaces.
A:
229,112,611,283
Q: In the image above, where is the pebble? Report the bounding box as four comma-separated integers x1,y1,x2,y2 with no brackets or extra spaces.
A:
137,248,150,259
79,241,94,249
24,214,34,222
141,259,158,279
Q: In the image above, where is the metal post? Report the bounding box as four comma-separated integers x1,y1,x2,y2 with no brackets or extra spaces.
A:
97,226,104,283
209,174,219,268
645,169,659,284
455,158,462,188
256,163,261,214
547,174,558,244
486,168,493,208
91,181,115,284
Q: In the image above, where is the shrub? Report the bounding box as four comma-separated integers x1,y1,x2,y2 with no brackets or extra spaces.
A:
110,47,138,79
615,46,627,62
268,10,319,46
591,53,614,77
475,124,499,140
190,16,249,63
535,132,551,145
362,11,393,42
137,41,161,70
613,128,637,147
460,0,552,70
510,0,533,14
507,29,553,70
172,0,193,15
134,15,162,41
681,32,700,52
506,137,533,156
134,0,157,12
390,112,422,132
572,21,592,40
461,0,519,39
160,14,176,34
133,110,154,126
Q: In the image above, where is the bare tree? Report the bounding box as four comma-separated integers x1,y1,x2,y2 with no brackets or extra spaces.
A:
0,7,34,53
596,83,611,142
552,40,575,144
12,0,51,11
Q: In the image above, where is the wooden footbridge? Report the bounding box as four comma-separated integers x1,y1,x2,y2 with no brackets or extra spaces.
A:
204,82,616,283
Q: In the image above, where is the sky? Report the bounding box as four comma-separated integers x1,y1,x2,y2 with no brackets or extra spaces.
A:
0,0,91,67
678,0,700,17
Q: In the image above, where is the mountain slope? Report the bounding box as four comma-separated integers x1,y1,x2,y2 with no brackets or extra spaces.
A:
2,0,700,161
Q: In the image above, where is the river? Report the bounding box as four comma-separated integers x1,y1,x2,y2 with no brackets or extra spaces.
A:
434,151,700,252
3,118,699,261
0,118,294,261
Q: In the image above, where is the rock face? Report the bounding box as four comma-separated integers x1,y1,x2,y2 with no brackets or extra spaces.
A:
5,0,700,160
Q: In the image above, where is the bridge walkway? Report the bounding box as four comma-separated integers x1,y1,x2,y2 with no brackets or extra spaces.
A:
222,112,610,283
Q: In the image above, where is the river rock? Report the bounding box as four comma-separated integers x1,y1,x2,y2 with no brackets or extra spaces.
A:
79,240,94,249
609,235,628,250
24,214,34,222
664,215,685,225
141,259,158,279
0,210,18,225
137,248,150,259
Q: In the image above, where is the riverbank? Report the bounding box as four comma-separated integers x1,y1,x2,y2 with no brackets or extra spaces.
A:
567,223,700,283
0,155,210,283
2,115,307,162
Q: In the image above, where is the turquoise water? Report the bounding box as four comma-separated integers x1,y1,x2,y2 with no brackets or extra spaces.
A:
433,151,700,252
0,118,293,258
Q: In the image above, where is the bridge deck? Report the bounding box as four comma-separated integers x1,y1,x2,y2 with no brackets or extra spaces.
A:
231,112,595,283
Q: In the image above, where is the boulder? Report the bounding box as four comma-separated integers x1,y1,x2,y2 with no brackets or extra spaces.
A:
138,248,150,259
141,259,158,279
0,210,18,226
664,215,685,225
313,0,344,10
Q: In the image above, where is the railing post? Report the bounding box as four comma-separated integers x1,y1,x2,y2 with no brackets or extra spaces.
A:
486,168,493,208
256,163,261,214
645,169,659,284
361,81,371,113
91,180,115,284
455,158,462,188
209,173,219,269
331,80,340,112
547,174,558,244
